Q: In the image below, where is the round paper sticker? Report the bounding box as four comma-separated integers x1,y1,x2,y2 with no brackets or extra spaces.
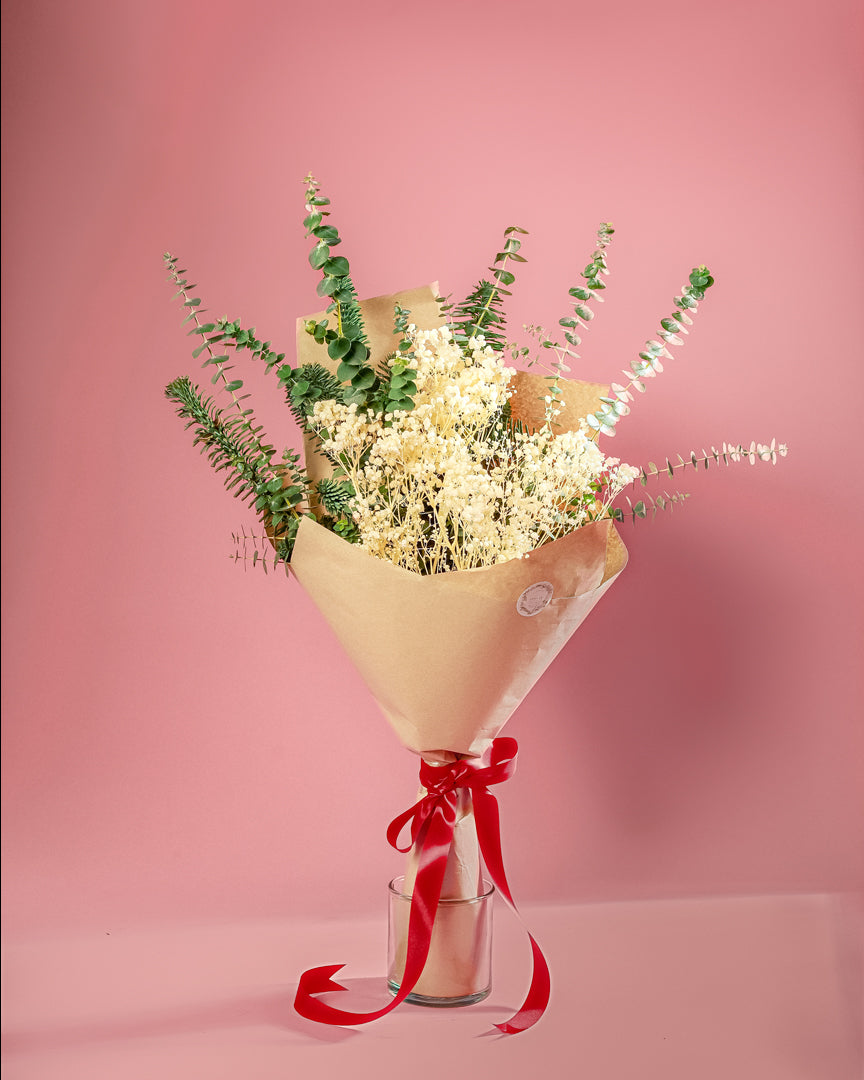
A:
516,581,554,617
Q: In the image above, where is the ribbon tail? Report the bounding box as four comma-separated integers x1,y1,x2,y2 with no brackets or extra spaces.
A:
293,965,352,1022
494,934,551,1034
473,787,551,1034
293,804,456,1027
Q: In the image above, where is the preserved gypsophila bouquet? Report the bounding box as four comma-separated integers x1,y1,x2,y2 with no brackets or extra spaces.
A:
308,327,641,573
163,175,786,1034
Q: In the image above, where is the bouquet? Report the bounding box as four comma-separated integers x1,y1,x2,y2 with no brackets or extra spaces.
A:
164,175,786,1033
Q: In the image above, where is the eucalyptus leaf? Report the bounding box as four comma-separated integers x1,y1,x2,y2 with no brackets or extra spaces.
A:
323,256,350,276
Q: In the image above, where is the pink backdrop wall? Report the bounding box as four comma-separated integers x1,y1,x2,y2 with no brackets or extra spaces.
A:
2,0,862,936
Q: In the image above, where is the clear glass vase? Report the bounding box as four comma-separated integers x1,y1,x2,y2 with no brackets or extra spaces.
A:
386,875,494,1006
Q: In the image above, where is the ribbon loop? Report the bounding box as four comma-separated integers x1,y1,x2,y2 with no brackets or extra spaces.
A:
294,735,550,1034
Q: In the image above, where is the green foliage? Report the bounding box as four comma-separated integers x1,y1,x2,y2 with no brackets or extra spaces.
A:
609,490,691,523
635,440,787,482
316,476,356,516
446,226,529,350
392,302,413,353
166,375,260,500
164,184,782,578
610,439,788,525
558,222,614,353
207,318,288,375
331,516,361,544
163,253,321,563
586,266,715,438
512,223,614,406
357,303,418,415
230,526,296,574
381,360,418,416
313,477,361,547
164,254,289,383
162,254,278,461
279,362,345,423
302,174,381,408
163,376,311,548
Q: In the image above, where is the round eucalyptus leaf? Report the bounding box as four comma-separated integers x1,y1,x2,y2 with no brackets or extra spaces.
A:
337,360,361,382
317,277,338,297
309,243,330,269
345,340,369,365
323,256,350,276
327,336,353,360
353,367,377,390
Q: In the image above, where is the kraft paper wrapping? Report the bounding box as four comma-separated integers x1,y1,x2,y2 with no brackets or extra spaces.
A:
291,513,625,757
289,286,628,994
291,284,627,756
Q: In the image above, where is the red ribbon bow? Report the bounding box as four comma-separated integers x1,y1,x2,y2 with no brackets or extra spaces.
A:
293,736,550,1034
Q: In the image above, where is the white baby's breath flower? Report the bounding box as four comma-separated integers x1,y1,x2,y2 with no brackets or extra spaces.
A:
313,324,634,573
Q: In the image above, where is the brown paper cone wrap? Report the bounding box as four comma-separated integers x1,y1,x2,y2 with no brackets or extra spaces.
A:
291,514,625,756
290,284,628,758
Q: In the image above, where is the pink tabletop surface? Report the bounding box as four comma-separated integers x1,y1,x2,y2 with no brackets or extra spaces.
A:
3,893,861,1080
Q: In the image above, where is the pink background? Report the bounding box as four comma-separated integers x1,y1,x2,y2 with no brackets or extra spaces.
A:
3,0,862,948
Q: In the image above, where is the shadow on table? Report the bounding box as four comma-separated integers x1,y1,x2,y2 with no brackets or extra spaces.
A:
2,983,363,1054
3,974,523,1055
295,977,518,1035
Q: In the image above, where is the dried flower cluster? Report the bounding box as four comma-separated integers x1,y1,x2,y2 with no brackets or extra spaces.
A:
310,327,639,573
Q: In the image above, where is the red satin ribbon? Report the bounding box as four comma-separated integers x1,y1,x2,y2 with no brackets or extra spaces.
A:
293,736,550,1034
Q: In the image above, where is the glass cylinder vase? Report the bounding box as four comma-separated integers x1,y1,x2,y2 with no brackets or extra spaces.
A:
387,875,494,1006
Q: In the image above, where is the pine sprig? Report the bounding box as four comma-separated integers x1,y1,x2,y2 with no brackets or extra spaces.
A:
315,476,355,515
164,376,309,561
165,376,277,504
279,362,346,423
447,226,529,350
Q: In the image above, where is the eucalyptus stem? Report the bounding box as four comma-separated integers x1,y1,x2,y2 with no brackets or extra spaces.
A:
164,254,274,461
586,266,715,439
634,441,788,484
